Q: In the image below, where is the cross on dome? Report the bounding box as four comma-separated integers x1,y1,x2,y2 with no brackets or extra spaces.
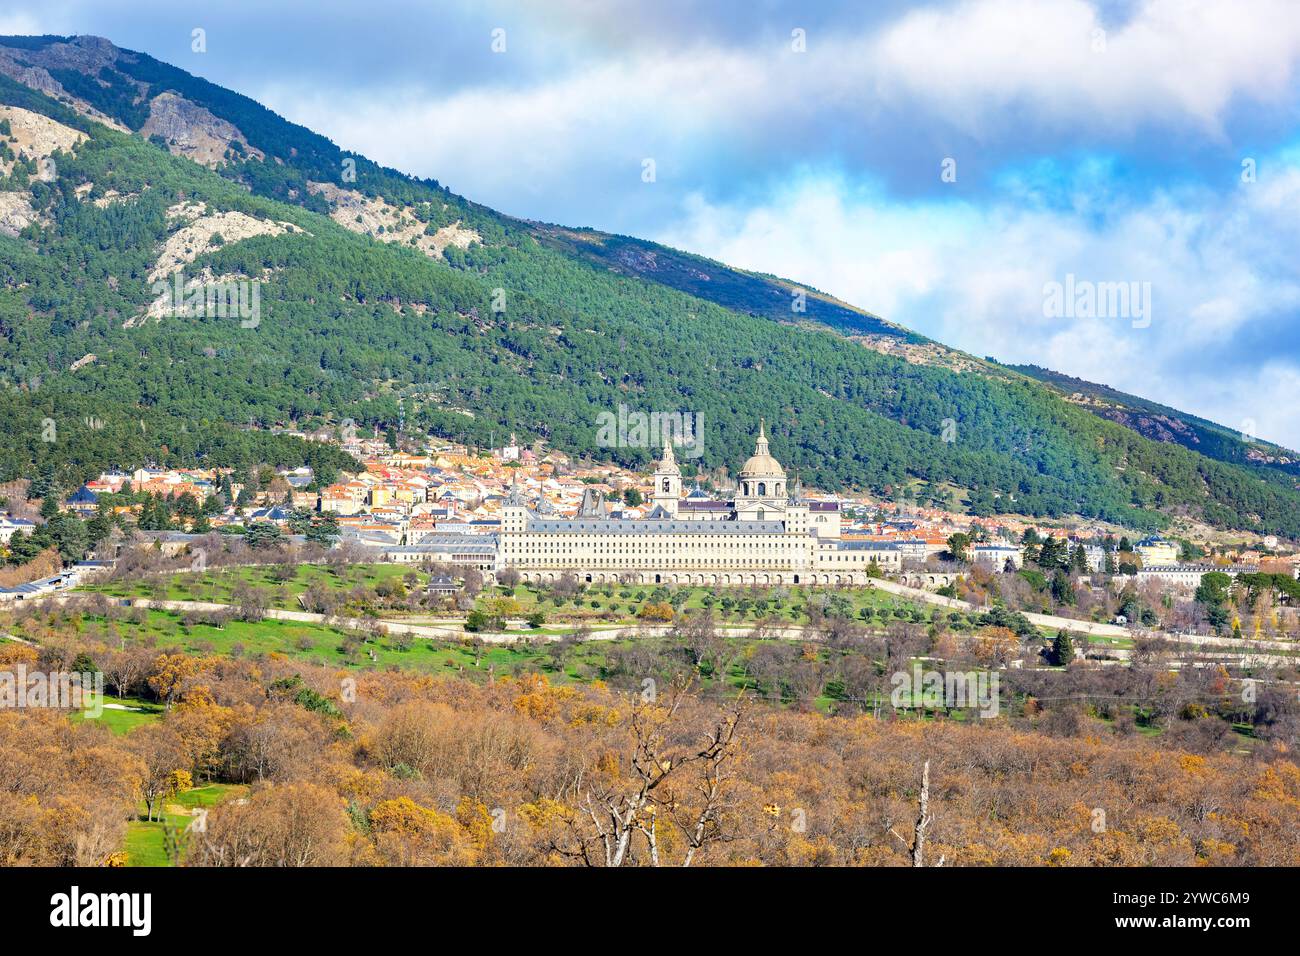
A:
740,418,784,478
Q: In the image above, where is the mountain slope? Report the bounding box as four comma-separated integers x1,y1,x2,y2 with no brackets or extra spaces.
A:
525,223,915,339
18,33,1292,479
1008,363,1300,476
0,34,1298,538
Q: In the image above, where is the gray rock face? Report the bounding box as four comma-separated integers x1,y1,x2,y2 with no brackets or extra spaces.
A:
0,37,131,131
141,92,262,167
0,48,64,99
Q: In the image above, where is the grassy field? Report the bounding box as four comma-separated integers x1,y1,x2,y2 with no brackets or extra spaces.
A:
124,783,249,867
469,580,957,629
72,695,164,734
38,567,1056,705
76,562,960,630
30,605,730,680
19,601,913,710
80,562,425,611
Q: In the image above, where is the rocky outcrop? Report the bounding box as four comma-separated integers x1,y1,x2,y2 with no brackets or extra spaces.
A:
0,105,87,178
850,333,985,373
74,182,137,207
1094,409,1200,446
141,92,263,168
19,35,120,74
0,191,38,237
146,200,303,282
0,37,131,132
306,181,479,259
0,37,263,156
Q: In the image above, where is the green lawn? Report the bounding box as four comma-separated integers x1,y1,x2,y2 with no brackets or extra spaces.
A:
124,783,248,867
1084,635,1135,649
80,562,425,611
78,564,954,632
40,573,1046,715
475,581,954,630
16,602,911,710
72,695,164,734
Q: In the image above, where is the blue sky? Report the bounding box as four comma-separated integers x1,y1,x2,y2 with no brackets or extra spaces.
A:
6,0,1300,448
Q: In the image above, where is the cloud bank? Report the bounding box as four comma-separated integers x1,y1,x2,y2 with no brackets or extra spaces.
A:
5,0,1300,445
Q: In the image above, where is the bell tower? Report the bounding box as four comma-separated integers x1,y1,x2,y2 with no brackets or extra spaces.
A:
652,437,681,516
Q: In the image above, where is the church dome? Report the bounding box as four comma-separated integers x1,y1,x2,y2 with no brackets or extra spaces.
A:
739,420,785,477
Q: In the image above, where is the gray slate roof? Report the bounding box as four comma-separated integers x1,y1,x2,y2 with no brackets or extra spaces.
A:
837,540,901,551
523,516,787,534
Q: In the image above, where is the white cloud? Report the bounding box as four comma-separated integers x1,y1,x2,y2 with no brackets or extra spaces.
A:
657,161,1300,449
255,44,783,212
258,0,1300,212
0,10,55,35
869,0,1300,134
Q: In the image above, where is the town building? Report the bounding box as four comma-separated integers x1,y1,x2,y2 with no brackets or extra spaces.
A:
379,534,498,576
1135,537,1180,566
1136,564,1258,589
497,423,901,586
0,515,36,544
1082,544,1107,572
971,544,1024,570
426,574,463,597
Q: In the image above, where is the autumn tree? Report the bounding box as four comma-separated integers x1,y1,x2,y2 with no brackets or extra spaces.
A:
130,724,188,822
550,681,744,866
147,653,206,709
188,782,350,866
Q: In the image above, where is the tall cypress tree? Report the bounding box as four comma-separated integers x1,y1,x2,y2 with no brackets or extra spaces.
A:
1051,630,1075,666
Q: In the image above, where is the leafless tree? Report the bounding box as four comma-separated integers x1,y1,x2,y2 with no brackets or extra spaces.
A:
557,681,744,866
890,759,944,867
102,646,148,697
231,582,269,622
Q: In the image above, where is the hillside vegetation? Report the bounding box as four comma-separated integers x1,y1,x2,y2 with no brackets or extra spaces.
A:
0,36,1298,536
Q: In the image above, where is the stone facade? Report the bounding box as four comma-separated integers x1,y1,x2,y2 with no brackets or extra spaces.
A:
499,423,900,586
